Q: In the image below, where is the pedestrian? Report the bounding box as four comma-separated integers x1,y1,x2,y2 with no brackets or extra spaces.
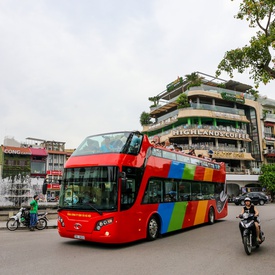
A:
188,148,196,156
29,194,39,231
164,139,174,150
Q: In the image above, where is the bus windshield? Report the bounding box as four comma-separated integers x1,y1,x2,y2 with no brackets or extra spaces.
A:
59,166,119,211
72,131,143,156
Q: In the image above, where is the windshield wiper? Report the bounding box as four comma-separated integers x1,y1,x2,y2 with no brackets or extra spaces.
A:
58,203,103,215
86,203,103,215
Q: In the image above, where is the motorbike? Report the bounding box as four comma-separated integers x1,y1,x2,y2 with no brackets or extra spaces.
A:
238,212,265,255
6,207,48,231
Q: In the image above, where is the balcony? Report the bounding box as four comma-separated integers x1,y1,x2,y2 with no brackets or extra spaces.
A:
187,102,245,116
189,84,255,100
264,113,275,123
263,149,275,157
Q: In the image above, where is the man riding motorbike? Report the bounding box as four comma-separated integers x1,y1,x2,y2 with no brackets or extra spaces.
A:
238,197,261,243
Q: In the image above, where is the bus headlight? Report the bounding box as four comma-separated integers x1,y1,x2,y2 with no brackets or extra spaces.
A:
95,218,113,231
58,216,65,227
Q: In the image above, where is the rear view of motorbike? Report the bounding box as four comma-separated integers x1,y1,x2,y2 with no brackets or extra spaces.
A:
238,212,265,255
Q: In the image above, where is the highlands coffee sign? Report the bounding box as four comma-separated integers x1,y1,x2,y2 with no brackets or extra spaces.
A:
172,129,250,140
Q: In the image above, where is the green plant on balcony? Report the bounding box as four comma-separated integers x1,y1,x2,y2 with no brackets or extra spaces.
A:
148,96,160,107
262,109,269,119
176,93,190,109
185,72,202,90
248,88,259,101
140,111,152,126
217,83,226,88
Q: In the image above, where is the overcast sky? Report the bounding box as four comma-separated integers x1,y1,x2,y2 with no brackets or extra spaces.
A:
1,0,275,148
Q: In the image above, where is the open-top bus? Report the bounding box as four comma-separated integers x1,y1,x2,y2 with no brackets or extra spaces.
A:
57,131,227,244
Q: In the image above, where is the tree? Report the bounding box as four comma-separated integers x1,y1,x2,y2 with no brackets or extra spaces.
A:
148,96,160,107
248,88,259,100
216,0,275,88
140,111,152,126
176,93,190,109
185,72,202,89
258,164,275,200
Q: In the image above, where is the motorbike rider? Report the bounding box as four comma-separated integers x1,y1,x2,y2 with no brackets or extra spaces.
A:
29,194,39,231
238,197,261,243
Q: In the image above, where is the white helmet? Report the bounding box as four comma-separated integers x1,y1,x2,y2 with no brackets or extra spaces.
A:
244,197,251,202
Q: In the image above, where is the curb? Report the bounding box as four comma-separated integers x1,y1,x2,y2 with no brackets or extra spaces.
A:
0,226,57,231
0,221,58,230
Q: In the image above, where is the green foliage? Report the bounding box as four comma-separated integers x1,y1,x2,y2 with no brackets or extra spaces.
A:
185,72,202,89
176,93,190,109
258,164,275,196
248,88,259,100
140,111,152,126
262,109,269,118
217,83,226,88
216,0,275,88
148,96,160,107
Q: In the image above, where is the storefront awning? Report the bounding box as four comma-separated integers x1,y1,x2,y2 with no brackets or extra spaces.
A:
29,148,48,156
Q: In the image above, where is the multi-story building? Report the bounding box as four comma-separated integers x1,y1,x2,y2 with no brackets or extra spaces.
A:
25,138,68,200
0,145,32,179
0,137,72,202
142,72,273,198
258,97,275,164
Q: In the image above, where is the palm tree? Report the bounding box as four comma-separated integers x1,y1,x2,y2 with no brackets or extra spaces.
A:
140,111,152,126
185,72,202,89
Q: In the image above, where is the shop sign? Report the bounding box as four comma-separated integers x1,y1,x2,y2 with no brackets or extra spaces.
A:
47,170,62,176
4,148,31,155
172,129,250,140
47,184,60,190
166,76,183,92
221,92,245,104
213,112,242,120
214,151,245,159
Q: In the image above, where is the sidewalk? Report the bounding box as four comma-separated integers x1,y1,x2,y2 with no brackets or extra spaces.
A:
0,218,57,230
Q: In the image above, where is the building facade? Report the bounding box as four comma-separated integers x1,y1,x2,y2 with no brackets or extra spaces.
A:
0,137,72,202
142,72,275,198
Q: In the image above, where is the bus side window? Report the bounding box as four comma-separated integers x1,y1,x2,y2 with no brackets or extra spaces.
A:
179,181,191,201
121,179,135,205
164,180,177,202
142,179,162,204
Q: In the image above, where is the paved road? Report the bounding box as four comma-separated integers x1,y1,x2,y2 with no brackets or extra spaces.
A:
1,204,275,275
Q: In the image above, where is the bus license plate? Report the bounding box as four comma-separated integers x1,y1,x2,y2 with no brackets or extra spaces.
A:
74,235,85,240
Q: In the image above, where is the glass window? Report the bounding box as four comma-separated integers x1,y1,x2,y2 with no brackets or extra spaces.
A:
191,182,202,200
162,151,177,160
59,166,119,211
127,132,143,154
72,132,136,156
31,162,46,174
164,180,177,201
177,154,191,163
142,179,162,204
151,148,162,157
179,181,191,201
121,178,136,205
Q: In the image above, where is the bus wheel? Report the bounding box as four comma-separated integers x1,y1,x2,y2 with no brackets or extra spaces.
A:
208,207,215,225
147,215,159,241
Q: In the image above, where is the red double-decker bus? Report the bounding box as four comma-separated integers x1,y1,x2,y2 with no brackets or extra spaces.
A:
57,131,227,244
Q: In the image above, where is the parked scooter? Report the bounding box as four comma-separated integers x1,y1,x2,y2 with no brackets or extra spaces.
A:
6,207,48,231
237,212,265,255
